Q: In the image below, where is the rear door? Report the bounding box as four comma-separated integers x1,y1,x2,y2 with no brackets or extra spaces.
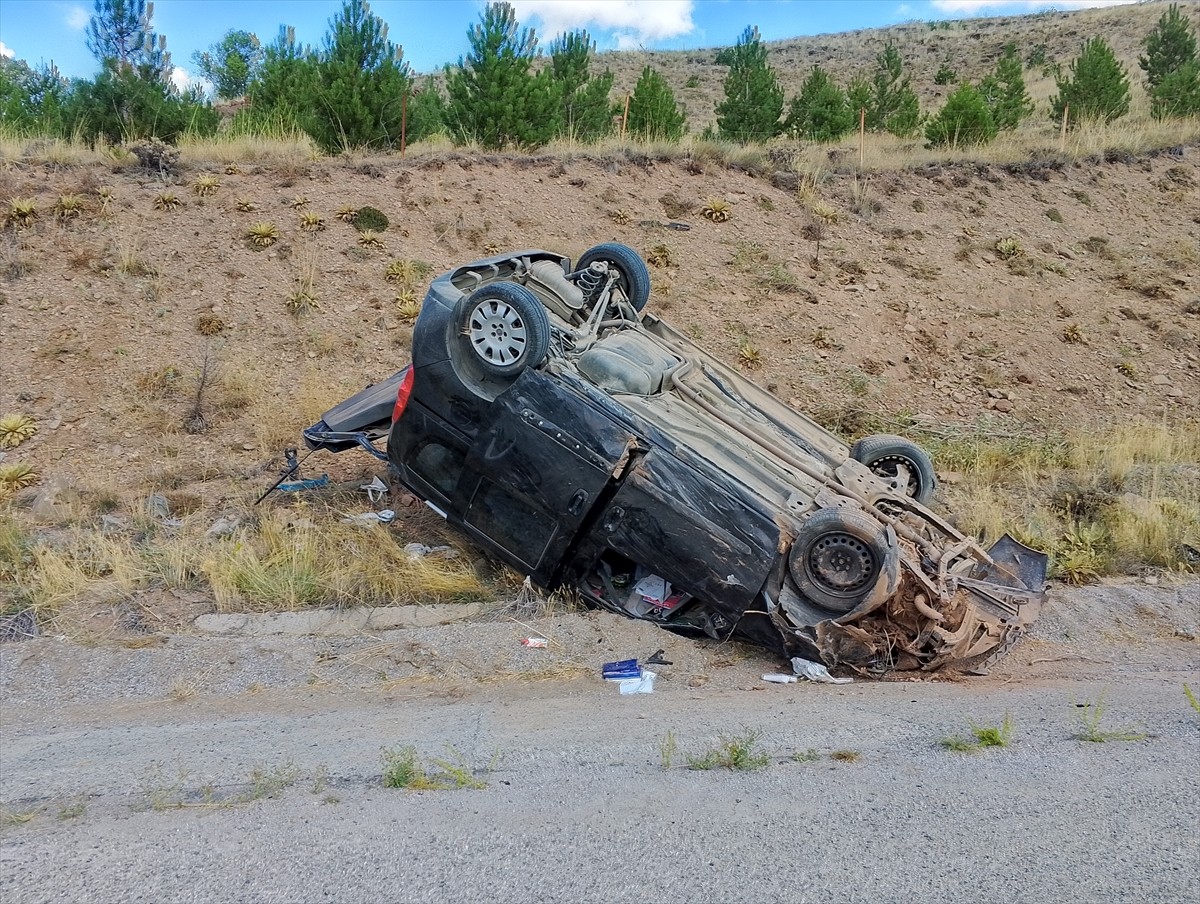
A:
461,370,637,583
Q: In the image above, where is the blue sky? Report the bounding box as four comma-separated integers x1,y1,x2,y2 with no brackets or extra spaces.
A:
0,0,1136,90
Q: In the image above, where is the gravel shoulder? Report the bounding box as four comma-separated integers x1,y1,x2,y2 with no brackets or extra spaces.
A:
1,581,1198,903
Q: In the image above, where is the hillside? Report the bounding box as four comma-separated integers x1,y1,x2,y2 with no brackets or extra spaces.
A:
593,0,1200,130
1,145,1195,484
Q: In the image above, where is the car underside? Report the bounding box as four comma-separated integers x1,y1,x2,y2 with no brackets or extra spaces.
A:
304,245,1049,676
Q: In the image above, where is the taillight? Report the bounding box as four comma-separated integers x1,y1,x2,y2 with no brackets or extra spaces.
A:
391,366,415,422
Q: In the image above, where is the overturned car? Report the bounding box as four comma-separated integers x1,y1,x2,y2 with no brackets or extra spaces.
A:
305,243,1047,676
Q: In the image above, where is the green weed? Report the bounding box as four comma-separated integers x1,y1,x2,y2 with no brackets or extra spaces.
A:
686,729,770,771
660,730,678,769
381,745,486,790
941,714,1015,751
1074,692,1146,742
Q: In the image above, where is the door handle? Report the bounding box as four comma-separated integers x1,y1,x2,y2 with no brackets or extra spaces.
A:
567,489,588,516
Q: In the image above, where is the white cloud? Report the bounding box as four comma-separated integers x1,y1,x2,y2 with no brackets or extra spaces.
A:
931,0,1136,12
0,42,14,60
64,4,90,30
510,0,696,46
171,66,197,93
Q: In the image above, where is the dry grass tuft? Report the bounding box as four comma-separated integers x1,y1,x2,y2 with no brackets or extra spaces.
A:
201,514,484,612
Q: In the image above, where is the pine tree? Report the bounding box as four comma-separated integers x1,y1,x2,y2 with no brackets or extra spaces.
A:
1140,3,1197,91
926,83,997,147
193,30,262,100
715,26,782,143
1050,37,1130,126
248,26,318,133
627,65,685,141
868,42,921,136
1151,61,1200,119
406,75,447,142
549,30,614,143
306,0,411,153
85,0,172,84
1140,4,1199,119
444,2,561,150
784,66,853,142
979,43,1033,131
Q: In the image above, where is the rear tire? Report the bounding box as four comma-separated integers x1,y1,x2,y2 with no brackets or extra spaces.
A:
789,507,893,614
850,434,936,505
575,243,651,312
453,283,550,379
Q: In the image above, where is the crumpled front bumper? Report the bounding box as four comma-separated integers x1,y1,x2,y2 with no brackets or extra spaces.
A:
775,534,1049,676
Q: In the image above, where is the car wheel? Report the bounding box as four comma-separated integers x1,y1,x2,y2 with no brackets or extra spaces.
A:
454,283,550,379
850,434,937,505
789,507,893,614
574,242,651,312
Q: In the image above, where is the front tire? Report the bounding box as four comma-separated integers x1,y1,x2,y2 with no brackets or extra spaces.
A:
789,507,894,613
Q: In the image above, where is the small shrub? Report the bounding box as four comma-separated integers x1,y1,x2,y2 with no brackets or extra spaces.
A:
1185,684,1199,715
1045,208,1064,223
646,243,675,268
154,193,183,212
1061,323,1085,344
357,229,384,249
738,340,762,369
483,241,500,255
829,750,861,762
196,313,225,336
235,198,255,212
289,195,310,210
285,290,320,314
353,206,389,232
299,212,326,233
791,748,820,763
395,288,421,321
247,223,279,248
809,200,839,224
0,414,38,449
610,209,631,225
934,62,958,85
0,462,38,499
336,206,358,223
6,198,38,229
128,137,179,174
53,194,85,220
192,175,220,197
97,186,116,210
995,237,1023,259
700,198,731,223
385,259,431,286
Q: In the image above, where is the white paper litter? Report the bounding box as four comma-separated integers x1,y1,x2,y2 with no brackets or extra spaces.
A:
618,670,657,695
791,657,854,684
762,673,798,684
341,509,395,525
632,574,671,605
360,476,388,504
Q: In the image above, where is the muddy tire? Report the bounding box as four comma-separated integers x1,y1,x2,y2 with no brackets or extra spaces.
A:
453,283,550,379
850,434,936,505
789,507,893,614
574,242,651,312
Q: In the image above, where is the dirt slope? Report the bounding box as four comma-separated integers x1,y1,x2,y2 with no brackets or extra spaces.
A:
1,145,1197,509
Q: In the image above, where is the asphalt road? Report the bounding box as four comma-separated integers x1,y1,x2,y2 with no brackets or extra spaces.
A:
2,655,1198,904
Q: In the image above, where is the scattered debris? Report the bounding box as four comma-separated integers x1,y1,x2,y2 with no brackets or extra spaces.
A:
791,657,854,684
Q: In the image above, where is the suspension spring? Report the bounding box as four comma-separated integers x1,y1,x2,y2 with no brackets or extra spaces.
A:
577,261,609,307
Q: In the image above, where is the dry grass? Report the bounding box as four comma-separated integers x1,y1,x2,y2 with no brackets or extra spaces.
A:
923,421,1200,581
201,513,484,612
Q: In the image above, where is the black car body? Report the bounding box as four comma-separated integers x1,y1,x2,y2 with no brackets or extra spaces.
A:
305,245,1048,675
